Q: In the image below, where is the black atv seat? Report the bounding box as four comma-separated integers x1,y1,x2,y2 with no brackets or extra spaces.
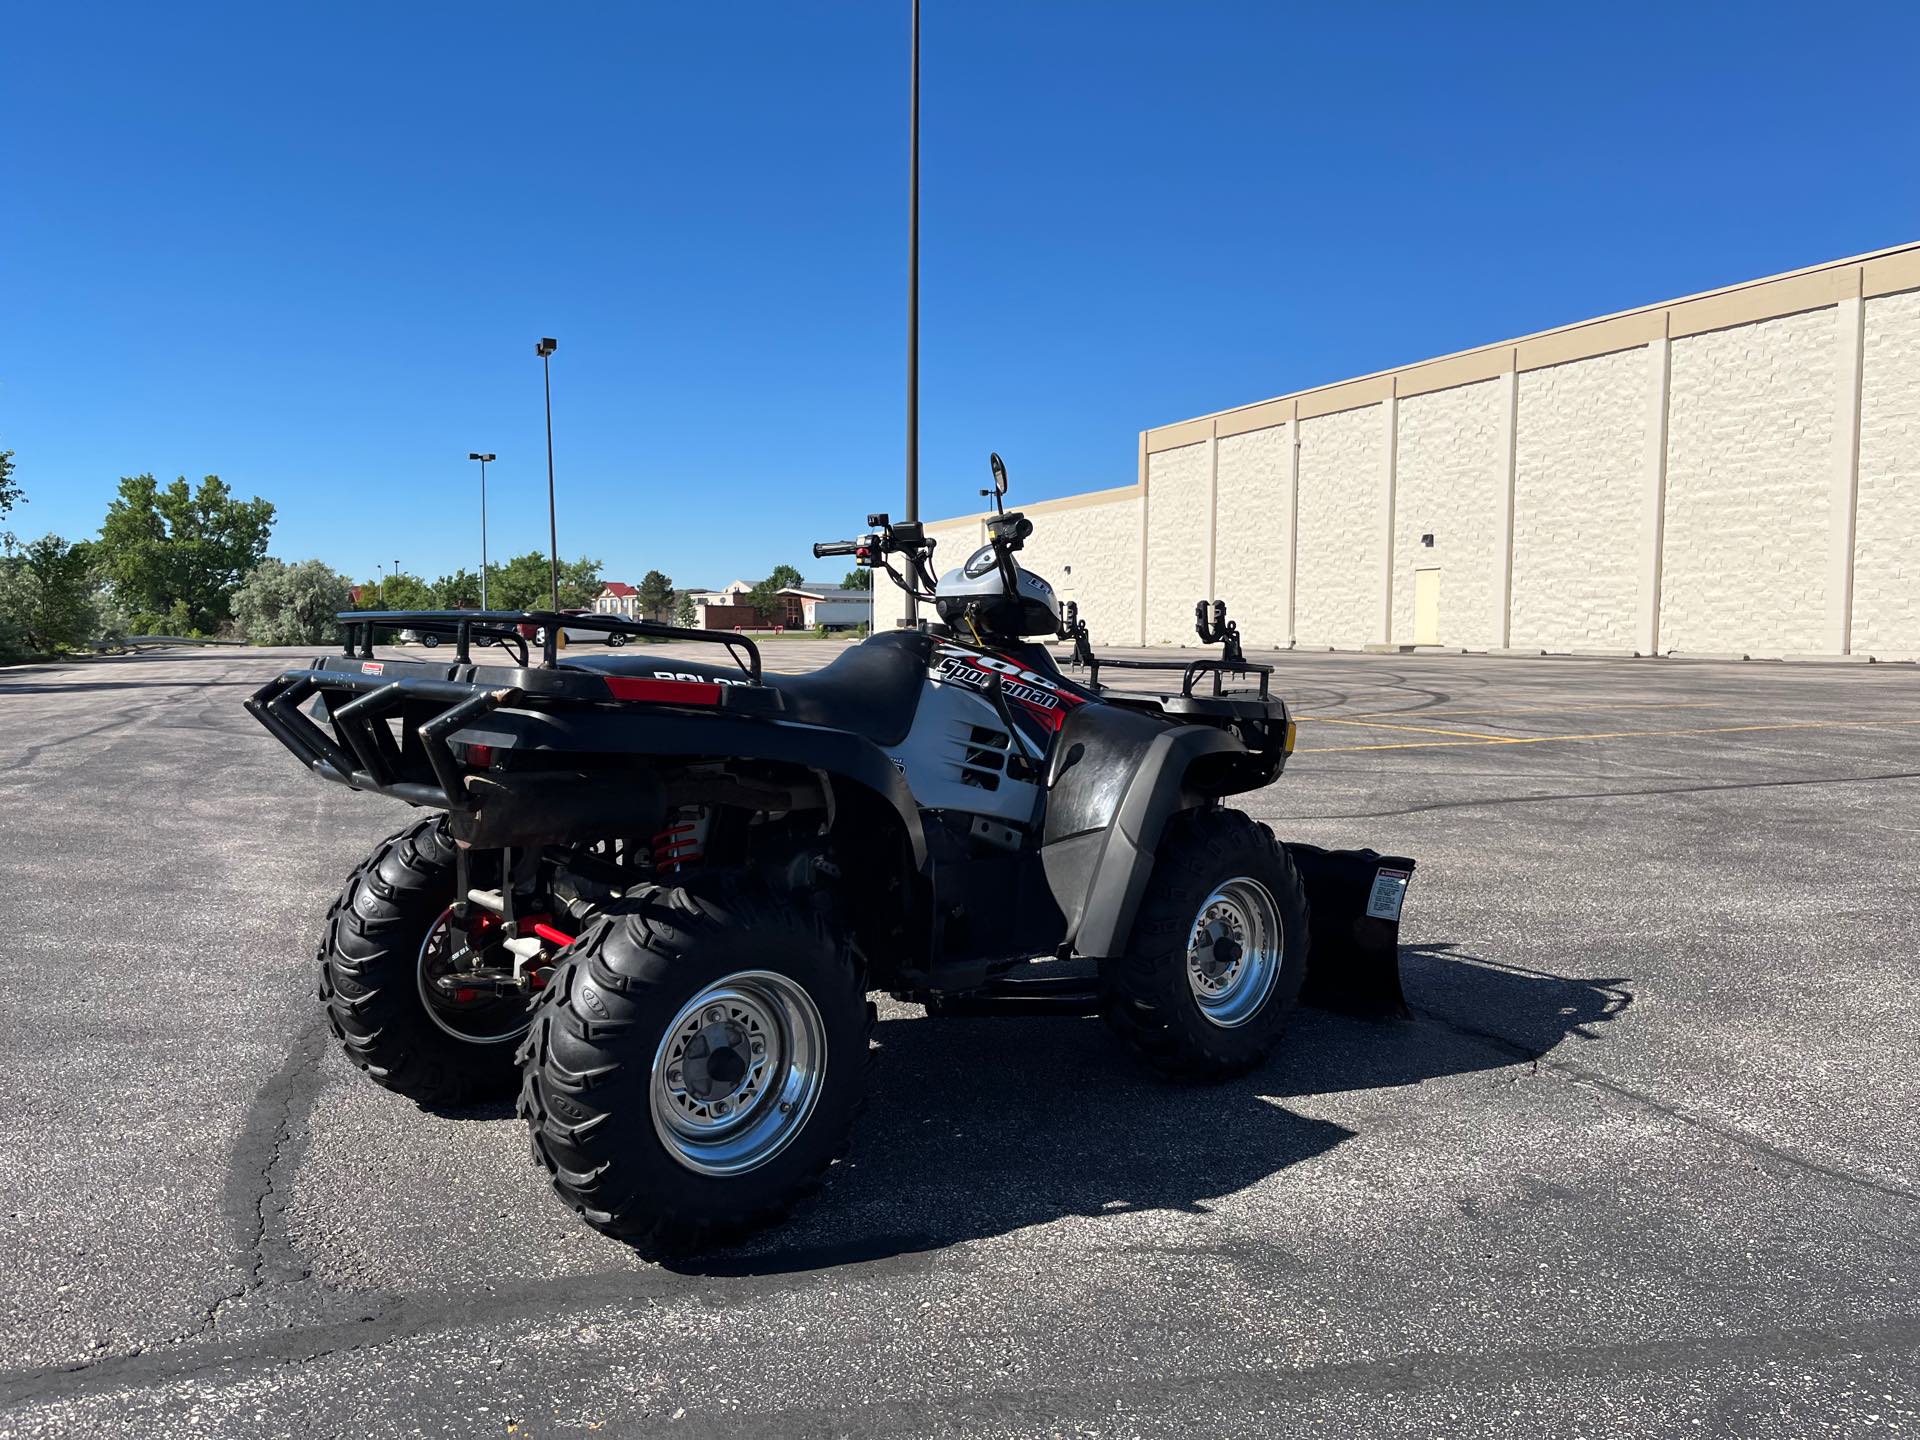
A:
565,629,932,748
759,629,931,746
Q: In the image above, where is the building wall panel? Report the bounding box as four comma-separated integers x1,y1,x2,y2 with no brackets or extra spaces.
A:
1510,347,1647,652
1293,405,1383,650
1144,442,1210,644
1852,288,1920,658
1020,496,1142,646
1391,380,1505,649
1661,307,1836,656
1212,424,1292,647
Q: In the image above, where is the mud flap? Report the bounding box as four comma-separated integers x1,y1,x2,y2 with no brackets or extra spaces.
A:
1286,844,1415,1018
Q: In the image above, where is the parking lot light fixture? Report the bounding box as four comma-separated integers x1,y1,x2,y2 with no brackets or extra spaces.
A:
535,338,559,611
468,452,495,609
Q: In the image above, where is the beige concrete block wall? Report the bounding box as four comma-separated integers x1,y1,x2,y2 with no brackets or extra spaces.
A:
1661,307,1836,656
1213,425,1292,647
1510,347,1647,652
1392,380,1505,649
1851,288,1920,658
1293,405,1384,650
1019,495,1142,645
919,245,1918,661
1143,442,1210,644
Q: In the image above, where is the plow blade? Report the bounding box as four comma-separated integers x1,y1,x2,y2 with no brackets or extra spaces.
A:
1287,844,1415,1018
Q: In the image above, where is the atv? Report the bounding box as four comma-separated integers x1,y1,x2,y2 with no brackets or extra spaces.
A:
249,454,1412,1249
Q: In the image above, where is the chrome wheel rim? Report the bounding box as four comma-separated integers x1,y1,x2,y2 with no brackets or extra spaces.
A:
415,908,535,1046
649,971,828,1177
1185,877,1282,1028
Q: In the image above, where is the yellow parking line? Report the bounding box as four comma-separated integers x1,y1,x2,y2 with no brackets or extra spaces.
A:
1305,699,1730,722
1304,716,1514,741
1301,717,1920,754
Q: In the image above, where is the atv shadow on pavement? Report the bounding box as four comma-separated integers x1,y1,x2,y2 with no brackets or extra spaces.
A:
668,945,1631,1276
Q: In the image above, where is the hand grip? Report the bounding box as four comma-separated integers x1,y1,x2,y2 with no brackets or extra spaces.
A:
813,540,859,558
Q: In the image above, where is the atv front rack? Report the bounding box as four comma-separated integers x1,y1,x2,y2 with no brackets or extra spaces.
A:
339,609,763,680
1055,599,1273,700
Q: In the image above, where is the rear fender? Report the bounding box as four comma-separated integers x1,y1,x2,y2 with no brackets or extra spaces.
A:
1040,707,1247,958
458,706,929,869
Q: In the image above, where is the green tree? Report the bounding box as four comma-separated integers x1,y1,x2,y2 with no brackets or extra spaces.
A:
232,559,352,645
672,592,696,627
429,568,483,608
0,534,99,657
0,448,20,525
483,551,603,610
636,569,674,622
355,571,434,612
842,567,872,591
95,474,275,633
747,564,805,621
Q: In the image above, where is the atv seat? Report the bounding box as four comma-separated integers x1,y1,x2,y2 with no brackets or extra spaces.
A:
760,629,932,746
564,629,932,748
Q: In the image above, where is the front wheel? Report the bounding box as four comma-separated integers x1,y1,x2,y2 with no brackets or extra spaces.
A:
518,883,870,1251
1100,808,1309,1080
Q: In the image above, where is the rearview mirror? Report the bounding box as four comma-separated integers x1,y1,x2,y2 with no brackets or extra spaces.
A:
989,452,1008,497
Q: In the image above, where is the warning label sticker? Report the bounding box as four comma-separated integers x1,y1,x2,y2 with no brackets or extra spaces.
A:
1365,867,1411,921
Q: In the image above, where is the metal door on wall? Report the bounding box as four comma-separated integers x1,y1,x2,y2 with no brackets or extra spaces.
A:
1413,568,1440,645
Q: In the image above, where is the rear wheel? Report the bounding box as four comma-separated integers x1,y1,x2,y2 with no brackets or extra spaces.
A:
1100,808,1309,1080
518,882,870,1251
319,819,529,1106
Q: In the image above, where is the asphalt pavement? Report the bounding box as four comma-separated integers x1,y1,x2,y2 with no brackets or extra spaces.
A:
0,639,1916,1438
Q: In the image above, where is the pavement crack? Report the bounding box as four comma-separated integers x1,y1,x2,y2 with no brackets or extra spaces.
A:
1420,1003,1920,1206
202,1019,331,1336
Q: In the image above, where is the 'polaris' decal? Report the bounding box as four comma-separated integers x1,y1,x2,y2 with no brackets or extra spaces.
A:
651,669,749,686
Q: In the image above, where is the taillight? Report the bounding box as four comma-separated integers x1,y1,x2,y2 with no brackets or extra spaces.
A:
466,743,495,768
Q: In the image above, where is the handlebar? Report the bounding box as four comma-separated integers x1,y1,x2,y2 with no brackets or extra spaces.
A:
812,540,860,558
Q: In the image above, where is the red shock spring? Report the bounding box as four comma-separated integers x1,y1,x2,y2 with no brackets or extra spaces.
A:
652,822,702,873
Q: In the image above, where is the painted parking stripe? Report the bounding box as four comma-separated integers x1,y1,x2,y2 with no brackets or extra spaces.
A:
1299,716,1920,754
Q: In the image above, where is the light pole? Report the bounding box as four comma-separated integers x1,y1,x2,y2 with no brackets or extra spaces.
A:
468,452,495,609
535,337,559,611
904,0,921,622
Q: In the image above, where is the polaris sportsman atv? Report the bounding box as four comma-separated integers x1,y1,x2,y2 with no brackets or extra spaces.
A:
249,455,1407,1249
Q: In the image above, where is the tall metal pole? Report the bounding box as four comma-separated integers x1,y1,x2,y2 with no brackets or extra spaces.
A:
904,0,921,621
537,339,560,610
470,453,494,609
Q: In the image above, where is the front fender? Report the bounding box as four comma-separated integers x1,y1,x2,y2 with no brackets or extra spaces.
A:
1041,712,1246,958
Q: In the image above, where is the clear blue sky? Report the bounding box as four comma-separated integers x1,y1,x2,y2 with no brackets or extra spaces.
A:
5,2,1916,590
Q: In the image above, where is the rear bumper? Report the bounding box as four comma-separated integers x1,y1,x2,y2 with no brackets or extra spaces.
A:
245,665,522,810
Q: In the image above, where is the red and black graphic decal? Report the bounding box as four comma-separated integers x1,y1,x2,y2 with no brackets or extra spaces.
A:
932,645,1088,740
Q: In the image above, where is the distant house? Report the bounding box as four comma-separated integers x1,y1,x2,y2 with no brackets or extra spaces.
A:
595,581,641,617
777,583,868,632
689,580,757,630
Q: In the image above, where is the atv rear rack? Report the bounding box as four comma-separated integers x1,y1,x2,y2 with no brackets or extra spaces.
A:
339,609,763,680
249,611,784,813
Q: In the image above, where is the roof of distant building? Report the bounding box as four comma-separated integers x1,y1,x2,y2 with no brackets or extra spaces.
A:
778,585,866,602
598,581,638,597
